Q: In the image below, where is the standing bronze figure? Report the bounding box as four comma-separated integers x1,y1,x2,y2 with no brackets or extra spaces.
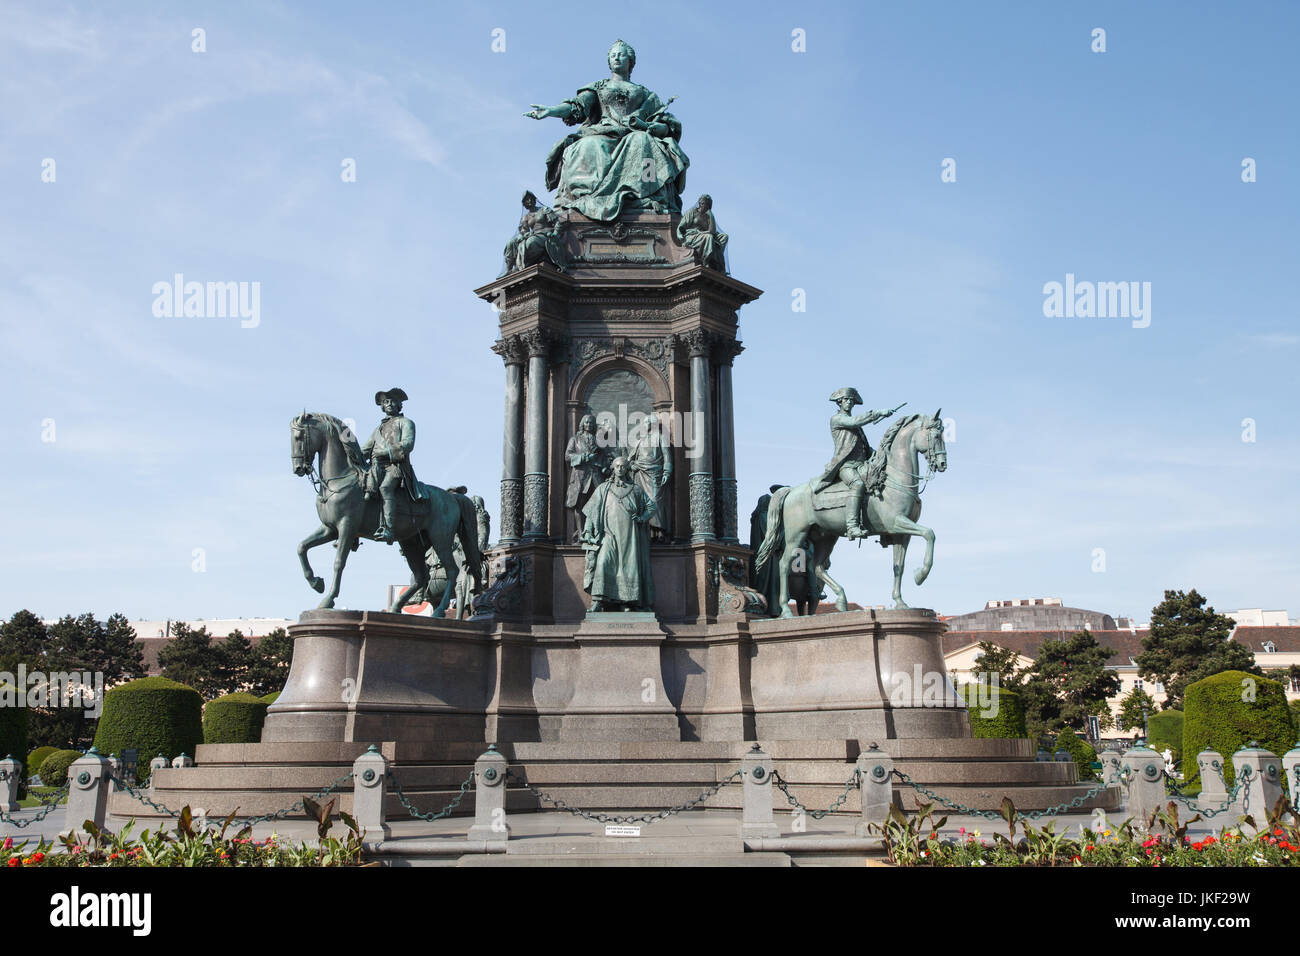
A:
581,457,656,611
565,413,611,542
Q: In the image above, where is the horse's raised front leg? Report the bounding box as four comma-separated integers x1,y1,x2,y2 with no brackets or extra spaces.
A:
891,515,936,586
298,523,337,594
319,518,356,609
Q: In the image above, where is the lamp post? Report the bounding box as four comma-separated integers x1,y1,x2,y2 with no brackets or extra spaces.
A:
1141,703,1149,742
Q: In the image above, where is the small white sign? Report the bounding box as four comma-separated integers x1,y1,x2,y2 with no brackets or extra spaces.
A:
605,825,641,838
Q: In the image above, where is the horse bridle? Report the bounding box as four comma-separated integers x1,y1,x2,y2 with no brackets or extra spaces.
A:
293,418,359,501
882,418,944,496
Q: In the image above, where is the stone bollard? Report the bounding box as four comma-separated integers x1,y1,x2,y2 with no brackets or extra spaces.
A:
467,744,510,844
855,742,894,836
1,754,21,813
741,744,779,839
63,748,112,838
351,745,390,841
1232,743,1284,824
1196,748,1229,807
1098,749,1123,790
1121,742,1166,829
1283,742,1300,812
148,754,168,788
171,753,194,769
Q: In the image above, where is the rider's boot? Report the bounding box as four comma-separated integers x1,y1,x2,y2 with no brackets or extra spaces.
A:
377,499,397,543
845,484,869,539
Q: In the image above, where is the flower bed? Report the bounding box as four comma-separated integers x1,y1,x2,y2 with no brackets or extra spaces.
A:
873,798,1300,867
2,799,369,868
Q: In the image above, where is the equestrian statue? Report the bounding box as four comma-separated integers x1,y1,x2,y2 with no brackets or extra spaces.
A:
289,388,485,616
754,388,947,617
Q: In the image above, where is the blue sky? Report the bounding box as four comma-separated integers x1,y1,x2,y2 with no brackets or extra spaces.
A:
1,1,1296,625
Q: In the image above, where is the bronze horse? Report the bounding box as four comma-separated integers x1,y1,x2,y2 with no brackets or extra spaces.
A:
755,411,947,616
290,412,483,615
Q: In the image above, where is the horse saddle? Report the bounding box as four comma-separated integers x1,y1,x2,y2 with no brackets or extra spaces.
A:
811,482,854,512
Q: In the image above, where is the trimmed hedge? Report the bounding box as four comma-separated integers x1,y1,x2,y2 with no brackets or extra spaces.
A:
92,677,203,782
1148,709,1184,768
961,683,1028,738
260,691,280,705
1183,670,1295,786
203,692,269,744
26,745,58,780
39,749,82,787
1052,729,1098,780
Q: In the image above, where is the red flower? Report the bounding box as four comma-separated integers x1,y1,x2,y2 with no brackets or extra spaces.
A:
30,852,44,864
6,858,18,868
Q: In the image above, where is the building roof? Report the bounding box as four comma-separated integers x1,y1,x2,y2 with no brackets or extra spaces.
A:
943,629,1150,668
1232,626,1300,654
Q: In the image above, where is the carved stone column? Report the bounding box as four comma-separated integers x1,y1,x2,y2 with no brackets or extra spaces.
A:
685,330,714,542
522,330,550,539
714,339,742,543
493,336,525,544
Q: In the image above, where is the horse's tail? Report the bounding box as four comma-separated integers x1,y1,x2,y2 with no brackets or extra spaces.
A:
456,493,487,592
754,485,792,573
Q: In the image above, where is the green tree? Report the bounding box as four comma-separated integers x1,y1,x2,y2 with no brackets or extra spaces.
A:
1020,630,1121,738
1135,589,1258,707
971,641,1025,690
0,609,49,673
217,630,255,693
157,623,223,699
244,628,294,698
1116,686,1157,733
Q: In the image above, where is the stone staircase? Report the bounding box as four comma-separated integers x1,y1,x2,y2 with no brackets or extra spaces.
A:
114,736,1118,823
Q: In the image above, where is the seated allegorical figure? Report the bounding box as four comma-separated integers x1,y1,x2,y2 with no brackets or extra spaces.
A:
502,190,566,274
675,194,727,271
524,39,688,222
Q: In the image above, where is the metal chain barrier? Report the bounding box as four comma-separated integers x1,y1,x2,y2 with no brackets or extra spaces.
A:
387,770,474,822
112,768,355,827
1175,766,1251,819
890,768,1112,821
1293,766,1300,813
0,783,70,828
770,767,860,819
507,767,743,826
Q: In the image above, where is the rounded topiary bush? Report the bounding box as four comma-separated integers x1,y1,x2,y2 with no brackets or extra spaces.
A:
203,692,269,744
1052,729,1098,780
961,683,1028,738
26,745,58,781
260,691,280,705
92,677,203,782
38,749,82,787
1147,709,1184,768
1183,670,1295,786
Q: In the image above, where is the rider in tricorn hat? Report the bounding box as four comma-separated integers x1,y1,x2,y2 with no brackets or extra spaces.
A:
363,388,419,542
813,387,904,540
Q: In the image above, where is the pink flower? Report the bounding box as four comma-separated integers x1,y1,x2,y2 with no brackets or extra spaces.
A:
2,837,11,850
